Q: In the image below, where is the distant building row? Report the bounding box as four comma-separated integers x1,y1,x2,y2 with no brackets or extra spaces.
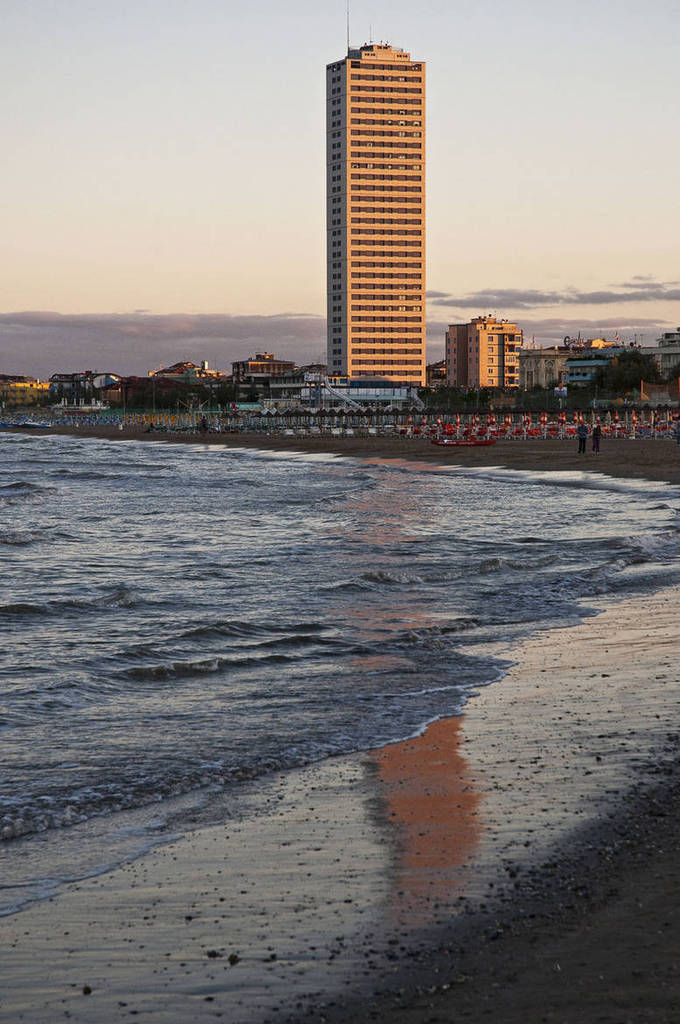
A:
518,329,680,390
4,328,680,409
428,324,680,391
1,352,420,410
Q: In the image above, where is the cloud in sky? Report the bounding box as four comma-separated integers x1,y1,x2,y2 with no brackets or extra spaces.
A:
0,312,327,378
498,316,668,345
426,280,680,310
618,278,680,289
1,306,675,378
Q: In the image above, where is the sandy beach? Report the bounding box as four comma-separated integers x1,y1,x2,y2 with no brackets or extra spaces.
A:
10,422,680,484
2,427,680,1022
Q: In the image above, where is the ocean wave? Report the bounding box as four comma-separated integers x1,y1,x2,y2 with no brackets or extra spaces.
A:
363,569,423,585
0,670,482,846
112,631,341,668
1,677,97,708
0,481,45,492
477,556,528,574
595,536,639,551
122,651,297,681
256,633,343,652
51,461,171,478
176,619,328,642
50,469,132,480
615,529,680,565
478,557,503,573
0,770,234,843
0,530,44,546
0,745,313,843
381,683,466,698
0,585,138,618
325,569,424,591
0,480,56,505
277,483,373,506
61,585,138,610
457,466,678,500
478,553,558,574
0,602,48,617
106,642,164,661
399,618,480,637
378,670,506,700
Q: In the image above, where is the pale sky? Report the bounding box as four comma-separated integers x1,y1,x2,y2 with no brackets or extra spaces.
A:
2,0,679,374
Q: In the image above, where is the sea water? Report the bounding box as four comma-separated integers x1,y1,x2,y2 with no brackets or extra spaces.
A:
1,431,679,914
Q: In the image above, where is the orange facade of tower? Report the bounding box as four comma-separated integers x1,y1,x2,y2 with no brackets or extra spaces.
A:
326,44,426,385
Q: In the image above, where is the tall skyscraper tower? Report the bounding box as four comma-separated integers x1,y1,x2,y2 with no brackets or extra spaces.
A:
326,43,426,385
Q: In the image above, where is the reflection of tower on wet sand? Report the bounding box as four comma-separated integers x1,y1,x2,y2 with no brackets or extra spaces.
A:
372,716,482,920
369,587,680,941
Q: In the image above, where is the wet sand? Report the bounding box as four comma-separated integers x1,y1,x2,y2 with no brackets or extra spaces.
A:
2,587,680,1022
11,422,680,484
325,591,680,1024
2,426,680,1021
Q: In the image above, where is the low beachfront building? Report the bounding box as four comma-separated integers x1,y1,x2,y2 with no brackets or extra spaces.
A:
48,371,122,405
260,370,422,410
641,329,680,379
518,345,570,390
564,341,625,386
306,377,423,409
0,375,50,407
426,359,446,388
564,354,614,386
267,364,327,405
148,361,228,384
446,317,523,389
231,353,298,398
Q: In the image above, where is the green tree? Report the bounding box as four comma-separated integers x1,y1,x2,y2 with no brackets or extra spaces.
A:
595,350,661,393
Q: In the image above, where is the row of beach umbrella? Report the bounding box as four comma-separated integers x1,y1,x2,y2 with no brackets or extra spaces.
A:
6,406,679,439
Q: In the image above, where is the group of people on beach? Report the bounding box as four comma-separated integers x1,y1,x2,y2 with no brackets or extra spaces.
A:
577,421,602,454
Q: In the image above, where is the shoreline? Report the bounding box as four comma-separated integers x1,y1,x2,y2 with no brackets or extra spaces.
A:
2,426,680,1021
8,423,680,484
2,586,679,1022
323,587,680,1022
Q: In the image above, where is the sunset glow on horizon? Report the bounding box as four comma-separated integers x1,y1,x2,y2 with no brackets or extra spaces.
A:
2,0,678,374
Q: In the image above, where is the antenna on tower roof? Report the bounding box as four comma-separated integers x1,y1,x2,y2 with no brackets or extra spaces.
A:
346,0,350,51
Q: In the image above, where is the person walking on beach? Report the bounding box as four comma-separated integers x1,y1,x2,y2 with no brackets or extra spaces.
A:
592,422,602,454
577,421,588,454
674,418,680,446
